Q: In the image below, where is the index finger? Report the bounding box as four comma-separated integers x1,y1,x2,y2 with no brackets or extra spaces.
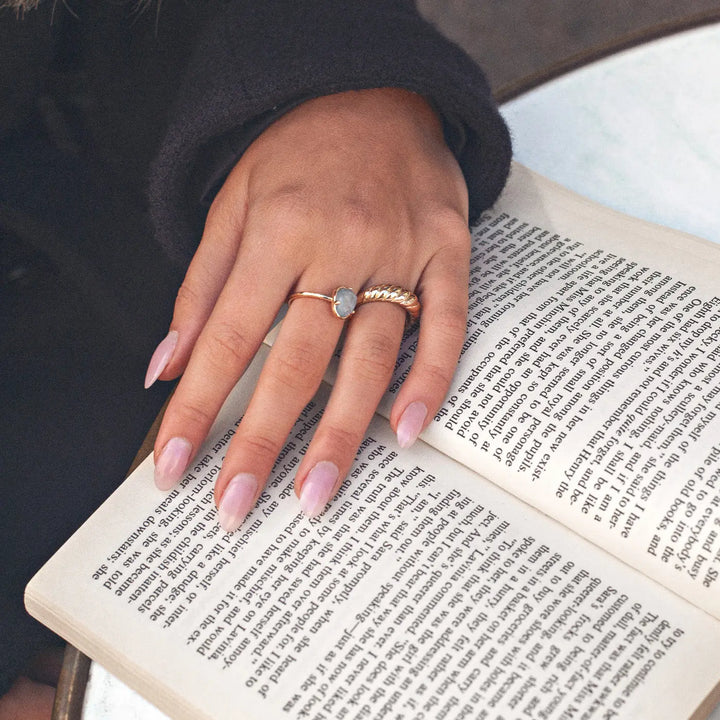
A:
152,243,296,490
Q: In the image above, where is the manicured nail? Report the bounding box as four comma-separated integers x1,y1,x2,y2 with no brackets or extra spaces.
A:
144,330,178,389
397,401,428,449
154,437,193,490
300,461,339,518
218,473,258,532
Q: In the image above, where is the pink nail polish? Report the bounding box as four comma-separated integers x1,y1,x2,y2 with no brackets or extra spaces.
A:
300,461,339,518
397,401,428,449
144,330,178,389
218,473,258,532
154,437,193,490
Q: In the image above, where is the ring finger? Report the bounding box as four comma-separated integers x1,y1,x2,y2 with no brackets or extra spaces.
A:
293,296,409,518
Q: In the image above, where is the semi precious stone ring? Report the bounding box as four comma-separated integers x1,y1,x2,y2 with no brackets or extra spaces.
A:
357,284,421,322
287,287,358,319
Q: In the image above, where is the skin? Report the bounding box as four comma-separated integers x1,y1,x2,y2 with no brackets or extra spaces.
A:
1,87,473,717
152,87,472,524
0,88,470,720
0,648,63,720
0,678,55,720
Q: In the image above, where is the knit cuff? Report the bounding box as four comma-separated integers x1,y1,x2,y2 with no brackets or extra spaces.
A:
149,0,511,267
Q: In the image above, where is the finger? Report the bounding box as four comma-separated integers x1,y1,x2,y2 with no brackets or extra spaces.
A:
213,294,351,531
294,301,406,517
144,181,249,388
390,227,471,448
152,243,295,490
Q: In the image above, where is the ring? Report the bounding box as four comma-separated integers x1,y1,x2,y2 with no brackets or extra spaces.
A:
357,284,421,322
287,287,358,319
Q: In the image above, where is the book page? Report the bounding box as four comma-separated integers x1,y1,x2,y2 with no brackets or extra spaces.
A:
381,164,720,617
27,346,720,720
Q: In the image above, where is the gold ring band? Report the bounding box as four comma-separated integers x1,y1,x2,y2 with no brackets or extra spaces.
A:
357,284,421,322
286,284,420,322
287,287,358,319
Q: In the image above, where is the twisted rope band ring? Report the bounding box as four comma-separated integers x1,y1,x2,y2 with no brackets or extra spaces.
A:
287,287,358,319
357,284,421,322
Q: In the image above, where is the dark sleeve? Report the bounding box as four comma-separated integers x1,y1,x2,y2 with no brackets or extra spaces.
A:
148,0,512,268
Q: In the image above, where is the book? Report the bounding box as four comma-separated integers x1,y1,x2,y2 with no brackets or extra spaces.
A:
26,163,720,720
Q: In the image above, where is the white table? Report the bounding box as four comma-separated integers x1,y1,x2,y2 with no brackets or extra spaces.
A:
502,22,720,245
81,21,720,720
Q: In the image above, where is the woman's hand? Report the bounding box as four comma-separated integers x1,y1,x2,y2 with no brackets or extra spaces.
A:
145,88,471,531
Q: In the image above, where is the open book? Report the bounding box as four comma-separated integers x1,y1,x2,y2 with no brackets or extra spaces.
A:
26,164,720,720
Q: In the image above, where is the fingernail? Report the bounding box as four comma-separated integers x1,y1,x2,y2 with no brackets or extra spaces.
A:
154,437,193,490
218,473,258,532
300,461,339,518
397,401,428,449
144,330,178,389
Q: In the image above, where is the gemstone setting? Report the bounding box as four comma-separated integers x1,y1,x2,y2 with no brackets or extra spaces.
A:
332,287,357,319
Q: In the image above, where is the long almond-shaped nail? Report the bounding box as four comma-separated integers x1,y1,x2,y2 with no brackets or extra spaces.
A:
218,473,258,532
300,461,339,518
144,330,178,389
397,401,428,449
154,437,192,490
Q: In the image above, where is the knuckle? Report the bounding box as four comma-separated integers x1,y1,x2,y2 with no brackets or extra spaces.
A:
431,301,468,340
205,195,240,236
174,281,202,315
319,423,362,458
269,342,325,394
346,331,398,383
239,431,283,460
202,321,254,370
255,184,317,232
171,398,215,434
425,202,470,242
338,196,381,235
416,358,455,390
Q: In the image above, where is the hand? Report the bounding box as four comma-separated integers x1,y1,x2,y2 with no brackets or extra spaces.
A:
0,647,63,720
145,88,470,531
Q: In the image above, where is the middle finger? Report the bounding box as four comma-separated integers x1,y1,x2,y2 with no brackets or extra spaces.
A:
212,289,353,531
293,297,409,518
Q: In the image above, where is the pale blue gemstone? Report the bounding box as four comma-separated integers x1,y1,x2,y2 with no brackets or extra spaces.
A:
333,287,357,318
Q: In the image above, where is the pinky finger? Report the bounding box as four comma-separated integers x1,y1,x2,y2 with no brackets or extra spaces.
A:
390,241,470,448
